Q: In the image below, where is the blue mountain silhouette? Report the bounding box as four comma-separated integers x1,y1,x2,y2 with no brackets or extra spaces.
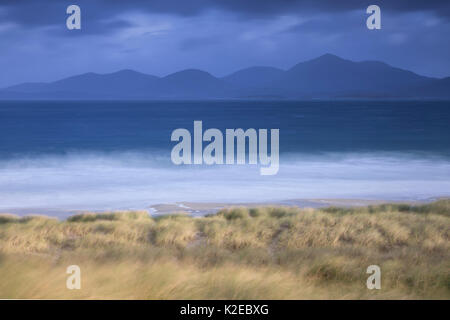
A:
1,54,448,99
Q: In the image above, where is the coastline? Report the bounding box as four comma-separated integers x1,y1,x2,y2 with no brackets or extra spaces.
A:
0,197,437,219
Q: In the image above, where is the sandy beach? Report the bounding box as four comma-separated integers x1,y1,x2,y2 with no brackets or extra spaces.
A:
148,198,431,216
0,198,433,219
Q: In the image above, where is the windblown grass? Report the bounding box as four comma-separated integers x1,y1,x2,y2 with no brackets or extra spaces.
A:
0,200,449,299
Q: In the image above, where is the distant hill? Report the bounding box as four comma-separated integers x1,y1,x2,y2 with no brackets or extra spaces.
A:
1,54,449,99
156,69,236,98
275,54,436,98
4,70,160,99
222,66,285,89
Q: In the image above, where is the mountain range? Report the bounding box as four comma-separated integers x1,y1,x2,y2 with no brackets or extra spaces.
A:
1,54,449,99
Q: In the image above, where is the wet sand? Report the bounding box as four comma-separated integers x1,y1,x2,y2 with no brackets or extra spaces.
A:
0,198,433,219
148,198,429,216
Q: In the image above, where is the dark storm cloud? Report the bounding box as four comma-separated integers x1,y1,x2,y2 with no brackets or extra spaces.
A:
1,0,449,32
57,19,135,36
0,0,449,87
180,36,223,51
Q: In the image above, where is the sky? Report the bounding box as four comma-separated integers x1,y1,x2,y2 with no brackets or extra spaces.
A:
0,0,449,87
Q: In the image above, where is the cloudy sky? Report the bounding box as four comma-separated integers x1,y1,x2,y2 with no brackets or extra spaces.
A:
0,0,449,87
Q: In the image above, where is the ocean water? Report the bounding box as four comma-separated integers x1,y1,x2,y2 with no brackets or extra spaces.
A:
0,100,449,215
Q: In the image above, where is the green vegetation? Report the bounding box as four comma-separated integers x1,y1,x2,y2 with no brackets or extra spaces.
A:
0,200,449,299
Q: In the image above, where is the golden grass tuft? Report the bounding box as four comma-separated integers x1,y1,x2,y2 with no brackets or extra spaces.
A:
0,200,449,299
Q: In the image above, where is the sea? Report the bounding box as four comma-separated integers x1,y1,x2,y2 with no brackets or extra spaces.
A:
0,100,449,216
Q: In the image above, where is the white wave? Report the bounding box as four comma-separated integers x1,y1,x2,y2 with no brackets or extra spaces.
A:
0,151,449,213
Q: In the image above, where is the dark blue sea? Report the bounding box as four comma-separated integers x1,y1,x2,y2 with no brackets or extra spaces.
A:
0,100,449,214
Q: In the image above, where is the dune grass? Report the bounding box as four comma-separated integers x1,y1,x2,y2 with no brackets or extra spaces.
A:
0,200,449,299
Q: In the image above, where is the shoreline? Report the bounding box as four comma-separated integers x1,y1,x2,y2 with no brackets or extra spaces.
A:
0,197,438,219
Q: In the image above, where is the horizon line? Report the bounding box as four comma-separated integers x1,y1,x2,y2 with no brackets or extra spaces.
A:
4,53,448,89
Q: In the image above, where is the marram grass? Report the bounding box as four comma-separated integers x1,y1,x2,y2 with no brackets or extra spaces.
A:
0,200,449,299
